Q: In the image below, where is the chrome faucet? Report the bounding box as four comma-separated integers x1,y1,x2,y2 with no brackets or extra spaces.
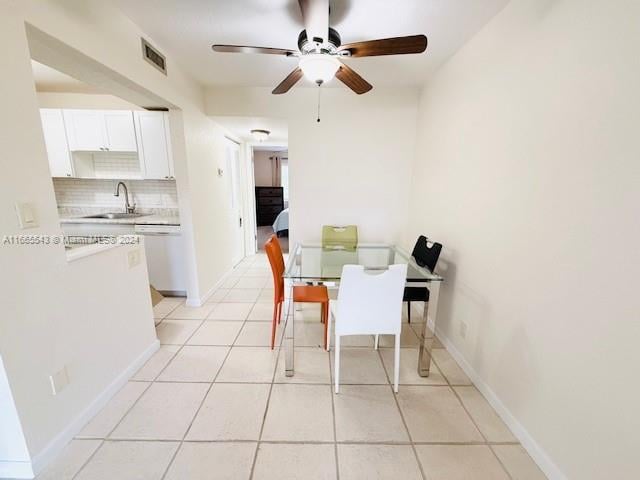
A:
114,181,136,213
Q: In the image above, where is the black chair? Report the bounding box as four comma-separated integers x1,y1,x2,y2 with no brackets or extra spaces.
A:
404,236,442,323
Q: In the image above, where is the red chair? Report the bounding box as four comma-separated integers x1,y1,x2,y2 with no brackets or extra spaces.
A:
265,235,329,349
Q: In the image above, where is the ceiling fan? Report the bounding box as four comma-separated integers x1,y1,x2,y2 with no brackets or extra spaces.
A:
211,0,428,95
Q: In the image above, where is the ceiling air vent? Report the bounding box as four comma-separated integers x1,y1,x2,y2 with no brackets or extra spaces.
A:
141,38,167,75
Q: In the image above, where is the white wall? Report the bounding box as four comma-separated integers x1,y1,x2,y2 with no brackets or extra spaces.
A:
253,150,276,187
207,87,419,247
0,8,157,477
406,0,640,478
36,91,141,110
0,1,238,476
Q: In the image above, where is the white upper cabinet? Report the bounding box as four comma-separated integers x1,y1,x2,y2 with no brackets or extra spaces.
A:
63,110,137,152
103,111,138,151
40,109,74,177
63,110,105,151
135,111,175,179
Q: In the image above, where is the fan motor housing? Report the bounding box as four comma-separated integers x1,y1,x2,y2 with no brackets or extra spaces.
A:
298,28,341,54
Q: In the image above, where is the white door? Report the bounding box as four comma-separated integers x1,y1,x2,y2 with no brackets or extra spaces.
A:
40,109,74,177
63,110,105,151
103,111,137,151
135,111,173,179
226,139,245,265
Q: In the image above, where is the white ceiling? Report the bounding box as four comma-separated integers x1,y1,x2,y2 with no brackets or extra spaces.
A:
112,0,509,89
212,116,288,145
31,60,104,94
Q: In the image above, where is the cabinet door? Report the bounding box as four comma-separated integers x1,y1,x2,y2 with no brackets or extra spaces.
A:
103,111,138,151
40,109,74,177
62,109,106,151
135,111,174,179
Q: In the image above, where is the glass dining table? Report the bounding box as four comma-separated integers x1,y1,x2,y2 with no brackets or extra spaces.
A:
282,243,444,377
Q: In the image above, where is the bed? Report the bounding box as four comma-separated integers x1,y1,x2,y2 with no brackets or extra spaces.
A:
272,208,289,237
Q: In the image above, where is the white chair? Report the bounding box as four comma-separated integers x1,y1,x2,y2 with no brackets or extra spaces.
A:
328,264,408,393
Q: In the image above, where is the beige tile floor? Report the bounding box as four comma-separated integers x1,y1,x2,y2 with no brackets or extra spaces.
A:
37,254,546,480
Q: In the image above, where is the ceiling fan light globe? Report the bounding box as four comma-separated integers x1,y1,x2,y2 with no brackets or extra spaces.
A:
299,54,340,84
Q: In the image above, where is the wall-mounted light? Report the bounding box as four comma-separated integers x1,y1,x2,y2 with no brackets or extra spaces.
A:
251,129,270,142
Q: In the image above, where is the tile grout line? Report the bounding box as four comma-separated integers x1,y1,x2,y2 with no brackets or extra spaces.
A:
71,438,519,446
63,256,521,479
376,345,428,480
71,379,156,479
159,314,248,480
247,301,282,480
328,336,341,480
433,348,515,480
71,298,189,479
68,439,105,480
70,260,259,478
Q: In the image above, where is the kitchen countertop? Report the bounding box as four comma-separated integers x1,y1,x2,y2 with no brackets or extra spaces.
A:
60,213,180,226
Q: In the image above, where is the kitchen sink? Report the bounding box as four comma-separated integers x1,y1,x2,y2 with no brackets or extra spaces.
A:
82,212,149,219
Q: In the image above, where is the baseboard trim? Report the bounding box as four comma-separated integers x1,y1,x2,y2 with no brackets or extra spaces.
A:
29,340,160,478
435,328,566,480
187,265,237,307
0,460,34,479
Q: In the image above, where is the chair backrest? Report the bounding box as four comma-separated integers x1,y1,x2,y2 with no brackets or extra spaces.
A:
264,235,285,303
322,225,358,248
335,264,407,336
411,235,442,272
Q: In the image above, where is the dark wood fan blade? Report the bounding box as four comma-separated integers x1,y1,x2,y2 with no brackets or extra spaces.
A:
298,0,329,43
212,45,298,56
272,67,304,95
338,35,428,57
335,62,372,95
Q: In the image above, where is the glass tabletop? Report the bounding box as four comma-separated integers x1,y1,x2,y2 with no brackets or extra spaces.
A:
284,243,443,283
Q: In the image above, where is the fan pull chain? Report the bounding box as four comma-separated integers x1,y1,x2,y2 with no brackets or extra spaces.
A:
316,83,322,123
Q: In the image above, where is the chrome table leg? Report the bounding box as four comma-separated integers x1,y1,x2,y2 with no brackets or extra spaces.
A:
417,281,441,377
417,299,434,377
284,279,295,377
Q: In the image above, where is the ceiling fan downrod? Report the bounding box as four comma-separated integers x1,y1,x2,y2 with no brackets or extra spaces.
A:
316,81,322,123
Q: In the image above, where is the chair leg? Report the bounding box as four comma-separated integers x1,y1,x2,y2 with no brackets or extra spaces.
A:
394,333,400,393
271,302,279,350
323,302,329,350
334,335,341,394
276,301,282,324
407,301,411,323
326,307,332,352
374,334,379,350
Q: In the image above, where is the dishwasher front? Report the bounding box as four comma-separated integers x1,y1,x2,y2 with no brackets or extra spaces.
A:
135,224,187,296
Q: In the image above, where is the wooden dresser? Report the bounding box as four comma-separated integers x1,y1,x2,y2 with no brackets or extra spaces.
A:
255,186,284,226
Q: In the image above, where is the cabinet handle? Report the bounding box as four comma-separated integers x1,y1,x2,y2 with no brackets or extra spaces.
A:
66,173,71,177
164,176,169,179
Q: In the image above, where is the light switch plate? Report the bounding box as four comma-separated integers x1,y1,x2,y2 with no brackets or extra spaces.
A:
15,202,38,229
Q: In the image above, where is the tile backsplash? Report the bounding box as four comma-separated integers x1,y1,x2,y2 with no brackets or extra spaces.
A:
53,178,179,211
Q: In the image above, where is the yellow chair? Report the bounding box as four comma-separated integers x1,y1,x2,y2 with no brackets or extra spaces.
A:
321,225,358,249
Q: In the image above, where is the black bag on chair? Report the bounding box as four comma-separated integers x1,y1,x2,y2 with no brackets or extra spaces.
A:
404,236,442,323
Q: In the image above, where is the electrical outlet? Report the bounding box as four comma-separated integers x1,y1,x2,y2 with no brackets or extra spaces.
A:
127,248,141,268
49,366,69,395
459,321,468,339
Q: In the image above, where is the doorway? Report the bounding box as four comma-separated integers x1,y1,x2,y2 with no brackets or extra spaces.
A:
253,145,289,252
225,138,245,264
